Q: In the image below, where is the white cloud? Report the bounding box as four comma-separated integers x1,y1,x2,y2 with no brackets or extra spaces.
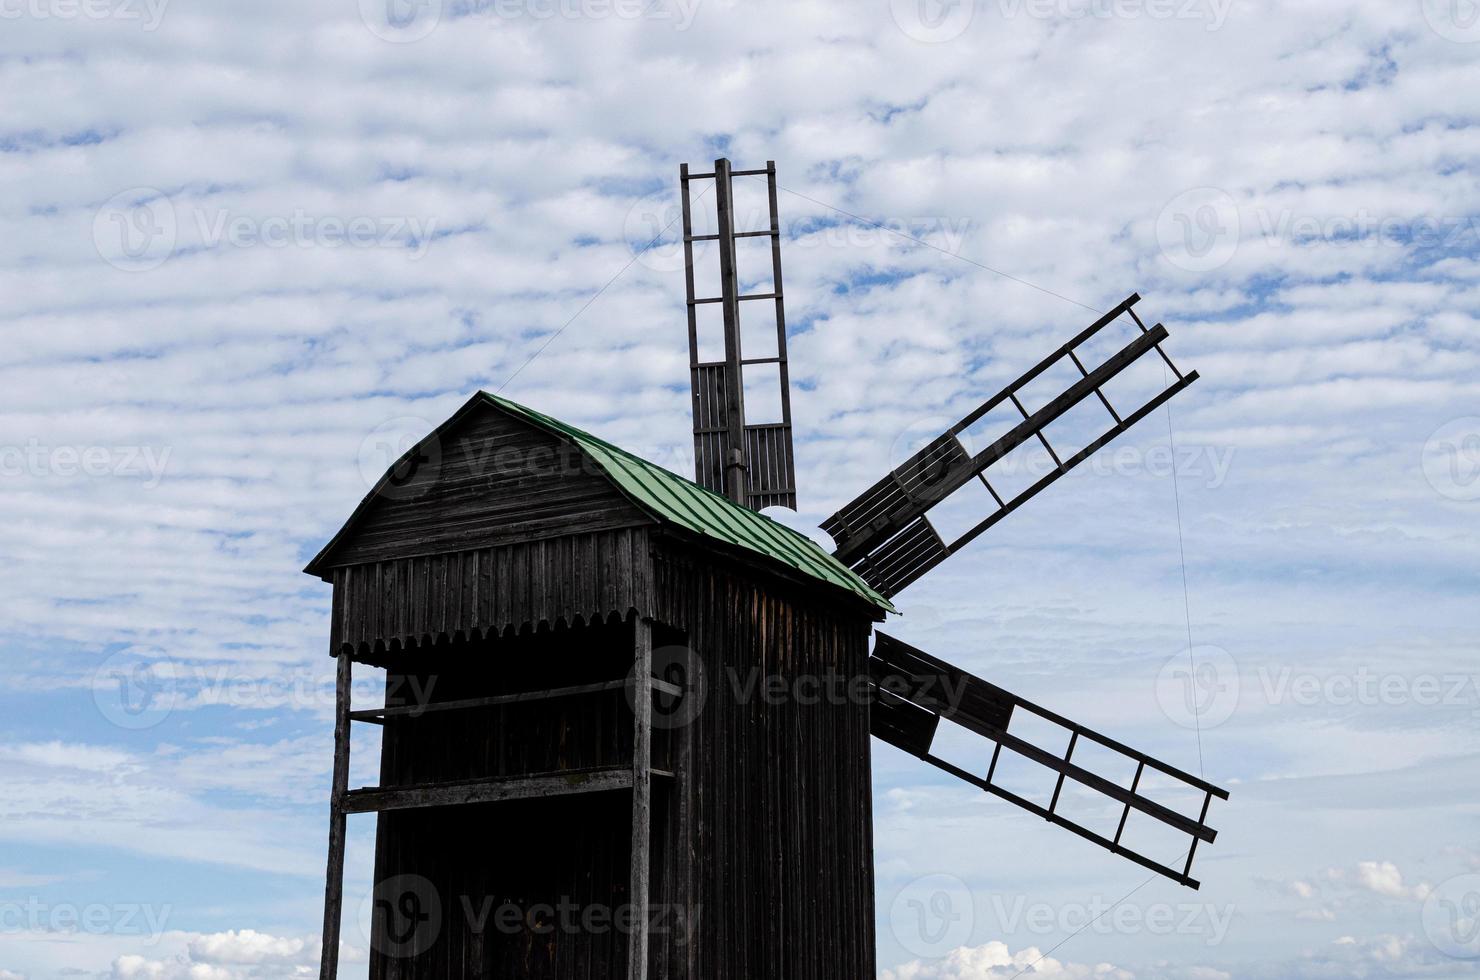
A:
2,1,1479,978
1353,861,1432,902
882,941,1137,980
109,930,317,980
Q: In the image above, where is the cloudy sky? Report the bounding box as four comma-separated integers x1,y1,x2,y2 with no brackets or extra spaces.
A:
2,0,1479,976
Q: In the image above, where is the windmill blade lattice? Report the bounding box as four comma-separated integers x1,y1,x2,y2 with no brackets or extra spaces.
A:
823,294,1198,598
870,632,1229,888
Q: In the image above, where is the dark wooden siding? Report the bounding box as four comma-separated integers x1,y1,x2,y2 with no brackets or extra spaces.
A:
356,550,878,980
369,618,645,979
319,402,649,570
329,528,654,658
652,542,878,980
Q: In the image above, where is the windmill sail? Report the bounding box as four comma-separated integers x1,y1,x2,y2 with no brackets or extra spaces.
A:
822,294,1197,597
680,158,797,510
870,632,1229,888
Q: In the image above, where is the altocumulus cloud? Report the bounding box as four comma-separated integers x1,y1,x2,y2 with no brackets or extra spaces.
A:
1,0,1479,978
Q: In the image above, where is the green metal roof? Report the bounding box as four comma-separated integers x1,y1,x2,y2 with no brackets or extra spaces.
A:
481,392,894,614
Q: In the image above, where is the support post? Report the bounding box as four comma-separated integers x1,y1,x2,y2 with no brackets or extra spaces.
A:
318,653,352,980
713,157,749,506
628,618,654,980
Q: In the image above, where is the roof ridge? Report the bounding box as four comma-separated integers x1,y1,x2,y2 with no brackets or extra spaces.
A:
478,390,894,613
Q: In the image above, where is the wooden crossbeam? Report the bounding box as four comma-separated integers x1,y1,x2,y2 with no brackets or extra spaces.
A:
341,766,670,815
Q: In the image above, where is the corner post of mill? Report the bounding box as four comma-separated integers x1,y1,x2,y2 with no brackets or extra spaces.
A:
628,616,654,980
318,651,352,980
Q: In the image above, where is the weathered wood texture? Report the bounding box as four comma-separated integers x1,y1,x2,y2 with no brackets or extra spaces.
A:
315,404,649,573
328,528,654,659
356,550,878,980
367,617,650,979
321,398,879,979
317,653,351,980
650,540,878,980
629,618,654,980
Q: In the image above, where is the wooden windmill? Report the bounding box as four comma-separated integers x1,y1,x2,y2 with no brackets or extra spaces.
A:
306,159,1228,979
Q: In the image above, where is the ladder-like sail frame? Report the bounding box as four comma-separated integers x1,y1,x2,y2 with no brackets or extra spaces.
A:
823,295,1197,597
680,159,798,511
870,632,1230,888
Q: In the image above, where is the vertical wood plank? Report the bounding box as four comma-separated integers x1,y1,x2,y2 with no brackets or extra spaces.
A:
629,617,654,980
318,652,352,980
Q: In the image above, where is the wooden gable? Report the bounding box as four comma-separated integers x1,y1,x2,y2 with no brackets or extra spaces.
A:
308,397,651,577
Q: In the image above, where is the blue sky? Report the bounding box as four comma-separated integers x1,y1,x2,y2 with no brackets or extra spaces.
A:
2,0,1479,977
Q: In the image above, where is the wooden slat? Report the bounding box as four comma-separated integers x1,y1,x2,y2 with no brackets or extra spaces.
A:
342,767,647,814
317,653,351,980
629,618,654,980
